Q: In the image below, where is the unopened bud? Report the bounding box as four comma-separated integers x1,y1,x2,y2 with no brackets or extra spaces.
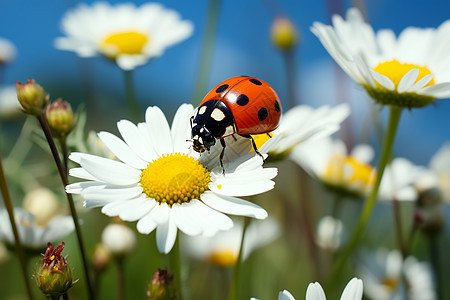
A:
92,243,111,273
271,17,299,51
35,242,76,297
101,223,136,259
16,79,48,115
46,99,75,139
147,269,177,300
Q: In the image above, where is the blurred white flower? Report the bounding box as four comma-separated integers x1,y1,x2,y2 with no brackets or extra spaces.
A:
255,104,350,161
182,217,280,267
378,158,425,202
312,8,450,108
67,104,276,254
0,85,22,119
316,216,345,251
0,208,74,252
101,223,136,257
0,38,17,64
252,278,363,300
356,248,436,300
428,143,450,202
22,188,60,226
55,2,193,70
291,136,376,198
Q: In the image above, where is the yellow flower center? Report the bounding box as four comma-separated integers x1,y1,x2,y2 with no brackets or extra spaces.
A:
373,59,435,88
208,248,238,267
251,133,273,151
322,154,376,197
100,31,149,59
139,153,211,207
381,276,399,291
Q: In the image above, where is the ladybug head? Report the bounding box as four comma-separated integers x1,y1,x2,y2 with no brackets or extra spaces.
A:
191,124,216,153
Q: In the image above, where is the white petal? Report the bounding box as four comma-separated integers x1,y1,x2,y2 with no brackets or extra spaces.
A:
340,278,363,300
98,131,148,169
101,198,143,217
118,196,156,221
201,191,268,219
306,282,326,300
69,167,98,181
419,82,450,98
156,217,177,254
370,70,395,90
407,74,435,92
78,155,141,185
187,199,233,236
145,106,173,155
117,120,155,162
278,290,296,300
350,144,374,164
148,203,170,224
397,69,419,93
171,202,203,236
171,104,194,154
136,212,158,234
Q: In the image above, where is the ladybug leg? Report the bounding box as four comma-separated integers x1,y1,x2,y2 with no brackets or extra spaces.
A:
240,134,265,162
219,138,226,174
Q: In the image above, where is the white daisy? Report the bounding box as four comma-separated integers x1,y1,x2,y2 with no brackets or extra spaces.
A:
290,136,376,198
54,2,193,70
356,248,436,300
66,104,276,254
253,278,362,300
316,215,345,251
0,208,75,252
378,158,425,202
182,217,280,267
0,85,22,120
311,8,450,108
253,103,350,161
428,143,450,202
0,37,17,64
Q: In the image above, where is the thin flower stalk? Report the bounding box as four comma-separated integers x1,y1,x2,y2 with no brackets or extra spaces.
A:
169,237,183,300
228,216,249,300
36,113,94,300
330,106,402,289
123,70,139,122
0,152,34,300
192,0,221,106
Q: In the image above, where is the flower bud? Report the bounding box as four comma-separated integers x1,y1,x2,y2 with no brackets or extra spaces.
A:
46,98,75,139
101,223,136,259
92,243,111,273
22,187,60,226
35,242,75,297
147,269,177,300
16,79,49,115
270,17,299,51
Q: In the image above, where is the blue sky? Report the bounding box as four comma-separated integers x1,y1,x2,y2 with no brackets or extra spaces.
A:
0,0,449,164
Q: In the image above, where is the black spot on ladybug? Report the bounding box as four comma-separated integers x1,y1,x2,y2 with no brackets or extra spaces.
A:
216,84,229,93
236,94,249,106
274,100,280,112
258,108,268,121
249,78,262,85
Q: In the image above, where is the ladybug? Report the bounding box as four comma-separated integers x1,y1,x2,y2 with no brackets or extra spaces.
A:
191,76,282,169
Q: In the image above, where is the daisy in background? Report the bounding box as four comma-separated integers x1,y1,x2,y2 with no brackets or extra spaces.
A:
311,8,450,108
315,215,346,252
290,136,376,199
66,104,277,254
378,157,425,202
54,2,193,71
182,217,280,267
0,37,17,64
254,103,350,162
251,277,363,300
356,248,436,300
0,85,22,120
427,143,450,202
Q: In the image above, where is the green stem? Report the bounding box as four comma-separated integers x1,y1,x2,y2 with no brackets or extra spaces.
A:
59,137,68,177
123,70,139,121
329,106,402,288
0,152,34,299
191,0,221,106
228,217,249,300
36,114,95,300
429,236,443,300
282,50,299,109
170,236,183,300
117,258,125,300
4,116,34,168
393,199,407,257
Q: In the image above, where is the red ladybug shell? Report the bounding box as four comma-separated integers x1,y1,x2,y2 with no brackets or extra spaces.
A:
199,76,282,135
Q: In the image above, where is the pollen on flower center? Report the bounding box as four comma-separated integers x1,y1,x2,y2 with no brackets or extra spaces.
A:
100,31,149,58
373,59,435,88
322,154,376,196
139,153,211,207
